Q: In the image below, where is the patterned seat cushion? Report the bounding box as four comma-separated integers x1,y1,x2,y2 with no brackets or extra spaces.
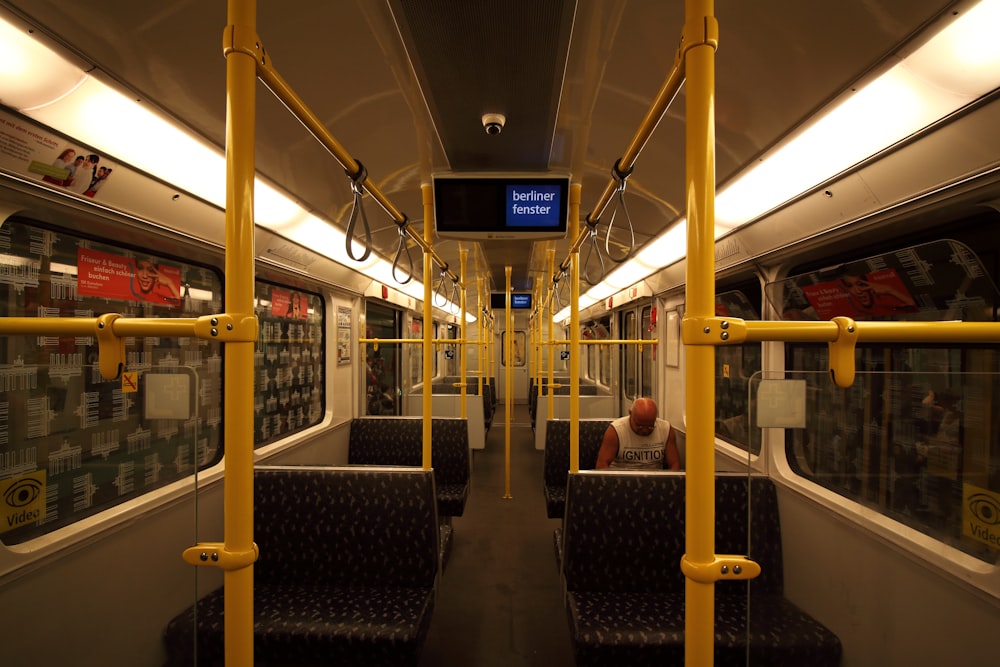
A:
165,584,435,667
348,417,471,517
561,472,842,666
542,419,610,518
567,590,842,667
163,467,439,666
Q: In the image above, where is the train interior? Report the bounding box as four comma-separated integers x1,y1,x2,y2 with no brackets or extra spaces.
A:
1,1,1000,665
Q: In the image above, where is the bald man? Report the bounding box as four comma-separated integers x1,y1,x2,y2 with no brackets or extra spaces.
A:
596,397,681,470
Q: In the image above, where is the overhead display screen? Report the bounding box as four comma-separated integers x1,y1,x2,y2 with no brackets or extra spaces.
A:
434,173,570,240
490,293,532,310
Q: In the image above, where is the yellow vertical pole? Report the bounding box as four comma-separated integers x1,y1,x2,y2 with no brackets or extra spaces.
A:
460,249,468,419
477,278,485,398
503,267,513,499
422,185,434,469
683,0,719,664
568,184,581,473
223,0,257,663
546,251,556,425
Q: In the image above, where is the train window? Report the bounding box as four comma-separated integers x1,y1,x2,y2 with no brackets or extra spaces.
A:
581,317,611,385
409,317,424,385
501,330,526,367
621,310,637,399
0,218,223,545
766,240,1000,563
714,288,763,453
443,323,458,377
640,306,654,397
365,303,401,416
253,282,325,447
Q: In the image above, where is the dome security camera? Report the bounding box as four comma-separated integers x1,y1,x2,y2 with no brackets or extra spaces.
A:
482,113,506,136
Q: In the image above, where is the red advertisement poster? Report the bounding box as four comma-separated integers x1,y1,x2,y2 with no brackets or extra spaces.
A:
270,288,307,319
802,268,917,319
77,248,182,306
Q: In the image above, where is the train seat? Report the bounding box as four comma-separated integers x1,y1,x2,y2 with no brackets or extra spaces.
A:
541,418,611,518
163,466,439,667
347,416,471,517
560,471,842,666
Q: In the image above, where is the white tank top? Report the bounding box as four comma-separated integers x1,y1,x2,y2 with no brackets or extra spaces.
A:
610,415,671,469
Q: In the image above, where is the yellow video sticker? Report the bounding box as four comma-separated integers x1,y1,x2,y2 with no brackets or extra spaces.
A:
1,470,46,533
962,483,1000,550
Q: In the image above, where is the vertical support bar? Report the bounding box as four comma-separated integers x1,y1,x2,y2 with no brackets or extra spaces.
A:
546,251,556,425
568,184,582,473
683,1,719,665
422,185,434,470
504,267,513,499
460,249,468,419
477,278,485,397
223,1,257,664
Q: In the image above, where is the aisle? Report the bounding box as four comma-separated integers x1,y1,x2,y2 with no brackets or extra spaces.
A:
418,402,574,667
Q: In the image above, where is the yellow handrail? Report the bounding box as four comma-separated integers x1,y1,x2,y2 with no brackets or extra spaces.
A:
220,2,260,663
682,1,723,664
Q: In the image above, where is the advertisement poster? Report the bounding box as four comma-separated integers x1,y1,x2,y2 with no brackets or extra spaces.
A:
0,109,117,199
337,306,352,365
767,240,996,322
800,268,917,319
270,287,308,320
77,247,182,306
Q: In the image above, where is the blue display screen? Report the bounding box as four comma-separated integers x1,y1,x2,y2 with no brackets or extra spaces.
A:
506,184,562,228
433,175,569,239
490,293,532,309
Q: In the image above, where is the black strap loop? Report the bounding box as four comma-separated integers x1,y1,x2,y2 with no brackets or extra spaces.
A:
345,161,372,262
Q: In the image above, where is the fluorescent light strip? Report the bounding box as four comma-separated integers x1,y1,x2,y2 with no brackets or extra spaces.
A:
563,0,1000,323
1,15,473,321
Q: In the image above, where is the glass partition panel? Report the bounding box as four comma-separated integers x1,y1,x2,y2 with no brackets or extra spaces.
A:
253,281,325,447
0,217,223,545
715,290,763,454
751,370,1000,564
764,239,998,322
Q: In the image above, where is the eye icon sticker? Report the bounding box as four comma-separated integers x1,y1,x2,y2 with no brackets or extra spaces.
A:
967,493,1000,526
1,471,47,533
4,478,42,508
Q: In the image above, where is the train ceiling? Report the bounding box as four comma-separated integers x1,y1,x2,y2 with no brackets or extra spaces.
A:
1,0,959,298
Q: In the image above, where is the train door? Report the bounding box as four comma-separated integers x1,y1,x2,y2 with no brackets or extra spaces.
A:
364,301,401,415
497,315,529,404
618,301,655,415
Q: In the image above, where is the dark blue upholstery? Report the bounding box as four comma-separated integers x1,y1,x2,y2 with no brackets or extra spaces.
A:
561,472,842,666
542,419,611,518
163,466,439,667
348,417,471,517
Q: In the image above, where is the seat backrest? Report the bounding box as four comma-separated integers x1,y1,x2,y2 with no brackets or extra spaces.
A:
253,466,439,589
542,420,571,488
429,417,471,488
543,419,611,487
348,416,470,494
562,472,783,596
348,417,422,466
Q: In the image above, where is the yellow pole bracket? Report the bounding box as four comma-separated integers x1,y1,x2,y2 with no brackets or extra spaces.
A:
680,554,762,584
680,315,748,345
222,23,264,65
192,313,259,342
828,316,859,388
680,14,720,58
95,313,126,381
182,542,259,571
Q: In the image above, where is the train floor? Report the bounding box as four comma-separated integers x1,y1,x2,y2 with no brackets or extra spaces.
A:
418,401,575,667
